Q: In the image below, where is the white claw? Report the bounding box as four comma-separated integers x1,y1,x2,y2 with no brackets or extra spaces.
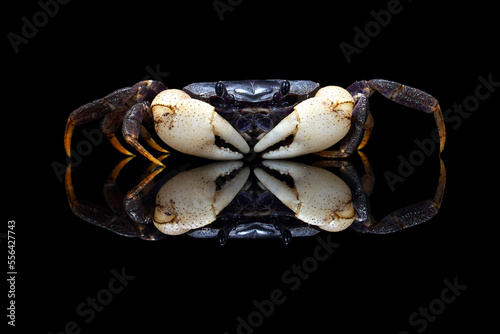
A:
254,160,355,232
151,89,250,160
254,86,354,159
154,161,250,235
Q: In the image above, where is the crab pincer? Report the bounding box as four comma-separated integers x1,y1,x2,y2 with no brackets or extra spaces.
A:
151,89,250,159
254,86,354,159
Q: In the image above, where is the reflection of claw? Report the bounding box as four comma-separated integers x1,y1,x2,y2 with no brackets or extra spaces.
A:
151,89,250,160
154,161,250,235
254,160,355,231
254,86,354,159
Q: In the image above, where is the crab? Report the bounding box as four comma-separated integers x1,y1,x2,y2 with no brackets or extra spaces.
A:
65,152,446,245
64,79,446,164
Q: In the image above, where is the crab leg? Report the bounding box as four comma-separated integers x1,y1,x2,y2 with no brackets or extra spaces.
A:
348,79,446,154
65,87,133,157
122,102,168,166
139,125,169,154
64,80,167,158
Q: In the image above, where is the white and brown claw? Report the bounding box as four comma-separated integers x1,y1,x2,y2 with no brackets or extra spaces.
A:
151,89,250,160
254,86,354,159
254,160,355,232
153,161,250,235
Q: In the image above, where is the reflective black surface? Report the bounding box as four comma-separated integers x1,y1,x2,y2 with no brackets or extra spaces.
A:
64,153,445,244
6,1,495,333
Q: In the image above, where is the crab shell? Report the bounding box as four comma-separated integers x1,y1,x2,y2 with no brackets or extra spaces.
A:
150,84,354,159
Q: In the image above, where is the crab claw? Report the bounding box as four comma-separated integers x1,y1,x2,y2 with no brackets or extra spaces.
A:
151,89,250,159
254,160,355,232
254,86,354,159
154,161,250,235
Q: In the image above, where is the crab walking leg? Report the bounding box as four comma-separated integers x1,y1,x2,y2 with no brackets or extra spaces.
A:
65,87,133,157
64,80,167,158
254,86,354,159
358,112,374,150
347,79,446,154
151,89,250,160
139,125,169,153
122,102,166,166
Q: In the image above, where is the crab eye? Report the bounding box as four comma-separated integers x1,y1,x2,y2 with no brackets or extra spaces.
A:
215,81,234,104
215,81,226,97
280,80,290,97
274,80,291,103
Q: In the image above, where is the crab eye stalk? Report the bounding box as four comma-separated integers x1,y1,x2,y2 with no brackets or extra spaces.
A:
215,81,234,104
274,80,290,102
275,221,292,245
281,80,290,96
215,81,225,96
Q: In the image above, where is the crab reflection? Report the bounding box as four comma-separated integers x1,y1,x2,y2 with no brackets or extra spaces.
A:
65,154,445,245
154,160,358,243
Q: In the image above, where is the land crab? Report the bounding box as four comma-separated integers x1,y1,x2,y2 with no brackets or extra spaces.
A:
64,78,446,243
64,79,446,163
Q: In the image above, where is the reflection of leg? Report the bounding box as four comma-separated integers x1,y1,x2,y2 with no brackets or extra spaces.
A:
65,161,132,232
353,158,446,234
313,158,371,226
124,160,166,226
103,157,135,215
357,151,375,197
65,159,165,240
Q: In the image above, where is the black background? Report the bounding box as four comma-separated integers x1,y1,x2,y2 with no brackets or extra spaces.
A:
4,0,497,333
